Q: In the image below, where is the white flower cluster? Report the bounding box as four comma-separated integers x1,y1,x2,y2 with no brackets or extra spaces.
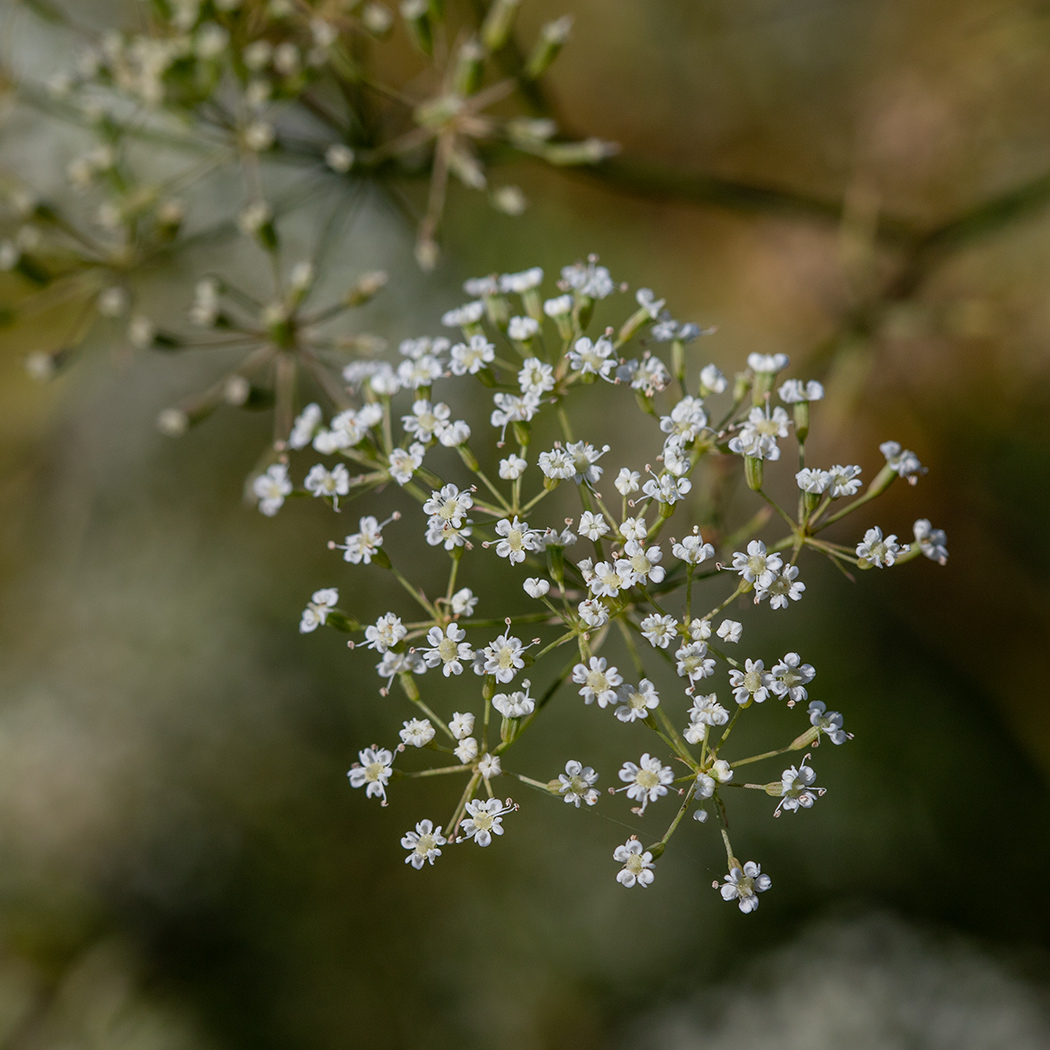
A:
280,259,945,906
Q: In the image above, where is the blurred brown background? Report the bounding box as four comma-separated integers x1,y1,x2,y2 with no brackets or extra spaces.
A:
2,0,1050,1047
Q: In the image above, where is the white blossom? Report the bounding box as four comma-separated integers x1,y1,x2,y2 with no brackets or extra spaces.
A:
454,736,479,764
779,378,824,403
558,761,599,807
450,588,478,616
477,753,502,779
568,335,616,380
615,468,641,495
305,463,350,507
699,363,727,394
747,352,789,374
449,712,475,740
673,531,714,565
518,357,554,393
523,577,551,599
756,564,806,609
300,587,339,633
913,519,948,565
614,838,654,888
640,613,677,649
777,759,820,815
388,443,424,485
717,619,742,644
253,463,292,516
421,623,473,676
491,516,541,564
856,526,900,567
348,747,393,803
675,642,715,683
578,511,611,541
808,700,850,744
492,681,535,718
617,753,673,811
880,440,926,483
289,403,323,449
450,335,495,375
578,598,610,628
826,464,863,498
401,819,446,868
770,652,815,705
728,404,791,460
499,454,528,479
718,861,771,912
459,797,514,846
615,679,660,722
365,612,407,652
796,467,830,494
731,540,783,587
572,657,623,707
729,659,773,705
337,515,389,564
400,718,435,747
480,633,528,683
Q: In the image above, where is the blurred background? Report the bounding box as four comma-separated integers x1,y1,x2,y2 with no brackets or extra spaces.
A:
2,0,1050,1046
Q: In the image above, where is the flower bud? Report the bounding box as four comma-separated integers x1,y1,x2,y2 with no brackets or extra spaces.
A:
481,0,521,51
524,15,572,78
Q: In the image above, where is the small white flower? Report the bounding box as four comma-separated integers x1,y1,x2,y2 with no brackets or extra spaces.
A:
500,267,544,293
454,736,479,764
856,526,900,567
673,531,715,565
518,357,554,393
578,511,611,541
499,454,528,480
337,515,388,565
615,679,660,722
618,516,647,543
573,657,623,707
300,587,338,633
796,467,830,494
880,440,926,483
590,559,635,598
617,754,674,812
421,623,474,676
826,464,863,498
543,293,573,317
477,753,502,779
400,718,435,747
660,396,708,442
441,300,485,328
642,472,691,505
492,680,535,719
640,613,678,649
717,619,742,644
289,403,323,449
480,633,528,683
397,353,445,391
365,612,407,652
523,577,551,599
808,700,851,744
615,468,641,496
304,463,351,507
449,712,475,740
675,642,715,683
699,363,727,394
578,598,610,628
756,564,806,609
777,758,820,815
423,484,473,529
689,618,712,642
450,335,495,375
623,540,665,584
683,693,729,742
538,447,575,481
253,463,292,516
913,519,948,565
508,316,541,342
779,378,824,403
568,335,616,380
728,405,791,461
403,399,450,442
729,659,773,705
388,443,424,485
492,516,541,564
558,760,599,807
614,838,655,888
450,588,478,616
401,819,446,868
718,861,771,912
348,747,393,803
747,352,789,374
770,652,815,705
460,797,514,846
